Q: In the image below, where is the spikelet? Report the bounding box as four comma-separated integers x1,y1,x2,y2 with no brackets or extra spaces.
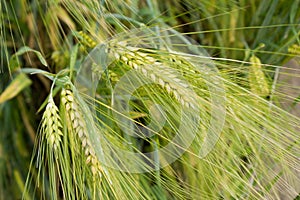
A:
110,46,199,109
41,97,63,150
77,31,97,48
108,70,119,82
248,55,270,97
288,44,300,55
61,88,102,176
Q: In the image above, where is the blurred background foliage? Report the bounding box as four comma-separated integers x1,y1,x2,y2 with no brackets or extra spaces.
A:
0,0,299,199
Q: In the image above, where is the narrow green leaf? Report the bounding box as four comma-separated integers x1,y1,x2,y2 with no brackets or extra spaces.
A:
13,170,27,198
13,46,48,67
128,111,147,119
9,56,21,72
69,44,78,79
0,73,32,104
35,51,48,67
14,46,33,57
292,94,300,107
21,68,55,78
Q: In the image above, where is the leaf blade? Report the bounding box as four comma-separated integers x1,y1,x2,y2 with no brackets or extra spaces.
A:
0,73,32,104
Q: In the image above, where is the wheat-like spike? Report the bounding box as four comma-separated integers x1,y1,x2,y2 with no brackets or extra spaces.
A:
78,31,97,48
61,88,102,176
41,97,63,150
248,55,270,97
288,44,300,55
111,46,199,109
